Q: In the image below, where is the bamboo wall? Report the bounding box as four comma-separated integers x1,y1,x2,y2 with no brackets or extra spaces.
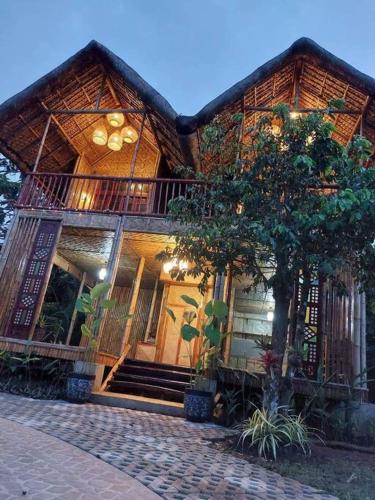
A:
322,272,367,386
99,284,158,358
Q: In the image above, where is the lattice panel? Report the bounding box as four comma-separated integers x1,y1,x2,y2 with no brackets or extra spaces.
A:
296,276,321,379
9,220,61,339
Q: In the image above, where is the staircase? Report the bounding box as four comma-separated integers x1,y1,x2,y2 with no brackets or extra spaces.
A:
106,359,192,403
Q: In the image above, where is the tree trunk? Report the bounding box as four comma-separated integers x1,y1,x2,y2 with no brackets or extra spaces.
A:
263,271,293,415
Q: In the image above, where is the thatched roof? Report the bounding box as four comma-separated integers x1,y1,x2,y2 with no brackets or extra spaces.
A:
176,37,375,169
0,37,374,174
0,41,182,172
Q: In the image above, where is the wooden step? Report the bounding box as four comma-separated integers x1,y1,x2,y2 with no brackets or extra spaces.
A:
118,364,191,383
107,380,185,402
115,372,189,391
125,358,192,375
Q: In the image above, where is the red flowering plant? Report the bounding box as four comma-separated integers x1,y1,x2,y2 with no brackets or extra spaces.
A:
261,350,279,372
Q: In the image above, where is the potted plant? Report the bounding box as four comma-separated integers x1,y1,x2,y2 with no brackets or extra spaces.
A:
167,295,229,422
66,282,116,403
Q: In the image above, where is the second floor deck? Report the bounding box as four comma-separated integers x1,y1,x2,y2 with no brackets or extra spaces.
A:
16,173,206,218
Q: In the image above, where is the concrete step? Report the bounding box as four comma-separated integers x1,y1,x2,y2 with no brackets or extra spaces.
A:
90,391,185,418
107,380,185,402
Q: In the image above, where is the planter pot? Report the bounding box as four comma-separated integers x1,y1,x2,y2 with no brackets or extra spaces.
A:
184,388,213,422
66,373,95,403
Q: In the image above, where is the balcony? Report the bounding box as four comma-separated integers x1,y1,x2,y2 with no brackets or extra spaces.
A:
16,173,206,217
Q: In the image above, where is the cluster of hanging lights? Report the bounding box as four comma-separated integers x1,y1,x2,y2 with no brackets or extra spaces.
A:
92,112,138,151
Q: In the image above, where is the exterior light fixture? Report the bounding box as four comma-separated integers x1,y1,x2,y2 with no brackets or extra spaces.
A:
107,131,123,151
121,125,139,144
92,125,108,145
106,112,125,128
163,259,177,273
290,111,301,120
267,311,274,321
98,268,107,280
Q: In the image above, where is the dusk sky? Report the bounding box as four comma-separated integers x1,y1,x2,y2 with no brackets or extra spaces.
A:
0,0,374,115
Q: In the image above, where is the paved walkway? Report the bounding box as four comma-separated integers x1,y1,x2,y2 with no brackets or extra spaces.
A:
0,393,336,499
0,417,159,500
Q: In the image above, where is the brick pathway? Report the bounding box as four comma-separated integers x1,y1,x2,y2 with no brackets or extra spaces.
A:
0,393,336,499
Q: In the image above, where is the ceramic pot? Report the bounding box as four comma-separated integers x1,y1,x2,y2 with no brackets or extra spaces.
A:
66,373,95,403
184,388,213,422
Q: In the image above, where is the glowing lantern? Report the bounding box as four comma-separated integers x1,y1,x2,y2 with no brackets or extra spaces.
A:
106,112,125,128
121,125,139,144
107,131,123,151
92,125,108,145
179,260,189,271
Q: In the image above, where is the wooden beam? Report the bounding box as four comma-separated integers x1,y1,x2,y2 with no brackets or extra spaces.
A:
95,73,107,110
144,279,159,342
53,253,95,286
244,106,362,115
129,112,146,177
121,256,145,350
45,108,146,115
66,271,86,346
31,114,52,172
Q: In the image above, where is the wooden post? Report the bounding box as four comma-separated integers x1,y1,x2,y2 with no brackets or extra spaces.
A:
66,271,86,346
121,256,145,351
129,112,146,177
0,209,20,278
33,115,51,172
144,279,159,342
96,216,125,348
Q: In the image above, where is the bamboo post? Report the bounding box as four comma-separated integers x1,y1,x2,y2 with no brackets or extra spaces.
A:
121,256,145,351
66,271,87,346
360,292,367,389
96,216,125,348
33,115,51,172
129,112,146,177
0,210,20,278
144,278,159,342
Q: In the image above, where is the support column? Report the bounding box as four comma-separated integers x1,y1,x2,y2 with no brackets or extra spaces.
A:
121,256,145,351
66,271,87,345
144,278,159,342
96,216,125,348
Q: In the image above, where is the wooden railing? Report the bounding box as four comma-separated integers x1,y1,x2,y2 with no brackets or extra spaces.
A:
16,173,206,217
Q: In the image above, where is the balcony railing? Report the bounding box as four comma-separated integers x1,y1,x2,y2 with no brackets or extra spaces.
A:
16,173,207,217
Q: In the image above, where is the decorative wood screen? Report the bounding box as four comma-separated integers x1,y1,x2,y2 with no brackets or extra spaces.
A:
296,276,322,379
8,219,61,339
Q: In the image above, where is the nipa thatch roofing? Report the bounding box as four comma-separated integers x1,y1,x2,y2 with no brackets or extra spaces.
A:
0,37,374,174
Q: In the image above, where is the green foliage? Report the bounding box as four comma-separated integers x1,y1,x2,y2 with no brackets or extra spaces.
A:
239,407,319,460
75,282,127,363
160,102,375,409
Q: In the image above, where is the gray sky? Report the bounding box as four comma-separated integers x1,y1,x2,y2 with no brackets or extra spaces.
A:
0,0,374,115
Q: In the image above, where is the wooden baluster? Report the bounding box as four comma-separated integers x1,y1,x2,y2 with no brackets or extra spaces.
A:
163,181,170,215
157,180,162,215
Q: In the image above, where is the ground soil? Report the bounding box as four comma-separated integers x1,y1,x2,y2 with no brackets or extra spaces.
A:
211,437,375,500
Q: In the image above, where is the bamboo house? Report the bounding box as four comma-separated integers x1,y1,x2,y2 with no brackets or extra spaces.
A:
0,38,373,407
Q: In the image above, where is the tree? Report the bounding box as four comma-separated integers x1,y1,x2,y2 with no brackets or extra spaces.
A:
159,103,375,412
0,156,20,244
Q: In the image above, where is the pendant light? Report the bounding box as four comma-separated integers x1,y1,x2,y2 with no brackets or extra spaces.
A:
92,125,108,146
106,112,125,128
107,131,123,151
121,125,139,144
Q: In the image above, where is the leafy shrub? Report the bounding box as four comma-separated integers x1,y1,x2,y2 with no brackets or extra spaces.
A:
239,407,321,460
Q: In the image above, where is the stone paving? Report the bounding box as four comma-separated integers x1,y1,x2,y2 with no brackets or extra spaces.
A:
0,393,336,499
0,417,159,500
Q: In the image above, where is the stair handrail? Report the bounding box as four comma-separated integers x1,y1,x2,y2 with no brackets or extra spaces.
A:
100,344,131,392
